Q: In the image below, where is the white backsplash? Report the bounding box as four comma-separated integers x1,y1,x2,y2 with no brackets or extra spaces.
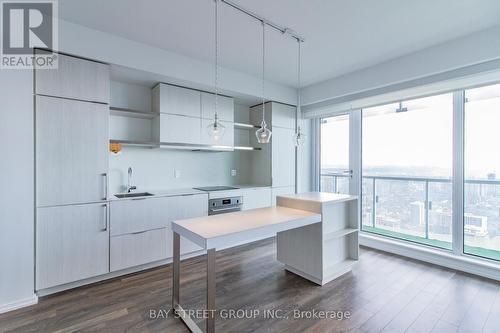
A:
109,147,238,194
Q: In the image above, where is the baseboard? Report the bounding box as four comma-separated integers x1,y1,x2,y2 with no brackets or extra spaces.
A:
360,233,500,282
0,294,38,314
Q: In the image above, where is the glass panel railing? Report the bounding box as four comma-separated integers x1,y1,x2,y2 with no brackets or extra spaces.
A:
464,181,500,261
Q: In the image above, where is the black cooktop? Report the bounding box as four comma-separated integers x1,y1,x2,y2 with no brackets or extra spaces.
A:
193,186,239,192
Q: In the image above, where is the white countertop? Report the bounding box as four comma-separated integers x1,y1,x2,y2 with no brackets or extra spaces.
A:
277,192,358,204
110,188,206,201
171,206,321,250
110,185,271,201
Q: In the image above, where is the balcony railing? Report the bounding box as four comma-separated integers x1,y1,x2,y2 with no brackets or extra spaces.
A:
320,172,500,247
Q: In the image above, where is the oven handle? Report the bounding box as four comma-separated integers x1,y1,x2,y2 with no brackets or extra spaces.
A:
210,206,241,213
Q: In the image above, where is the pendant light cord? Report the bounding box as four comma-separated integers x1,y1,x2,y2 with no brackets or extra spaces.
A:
261,21,266,126
214,0,219,119
297,38,301,130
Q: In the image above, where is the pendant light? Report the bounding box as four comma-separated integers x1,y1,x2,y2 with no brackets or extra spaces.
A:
255,21,272,144
207,0,225,142
293,38,306,146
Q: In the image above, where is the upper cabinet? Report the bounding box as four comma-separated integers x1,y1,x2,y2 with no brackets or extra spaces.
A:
35,51,109,103
36,96,109,207
248,102,297,188
201,92,234,122
250,102,296,130
152,83,235,147
153,84,200,117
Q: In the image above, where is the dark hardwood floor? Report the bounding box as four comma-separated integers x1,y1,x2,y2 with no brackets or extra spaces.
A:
1,238,499,333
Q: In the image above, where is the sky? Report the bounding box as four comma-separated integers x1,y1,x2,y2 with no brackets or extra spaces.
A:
321,85,500,179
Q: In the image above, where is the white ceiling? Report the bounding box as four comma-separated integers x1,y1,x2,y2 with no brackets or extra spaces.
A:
59,0,500,88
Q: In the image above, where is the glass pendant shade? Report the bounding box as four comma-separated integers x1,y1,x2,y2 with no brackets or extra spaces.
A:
207,114,225,142
256,120,272,143
293,126,306,146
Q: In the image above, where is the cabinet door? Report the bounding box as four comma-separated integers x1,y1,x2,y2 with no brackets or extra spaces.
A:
156,114,201,144
157,84,201,117
272,127,296,187
36,96,109,207
271,103,296,129
110,228,169,272
241,188,272,210
201,92,234,122
200,118,234,147
35,52,109,103
167,194,207,255
36,203,110,290
110,197,174,236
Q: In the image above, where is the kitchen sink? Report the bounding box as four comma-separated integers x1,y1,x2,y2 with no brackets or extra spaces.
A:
114,192,154,199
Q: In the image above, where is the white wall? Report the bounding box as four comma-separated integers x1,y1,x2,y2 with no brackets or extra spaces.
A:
302,24,500,108
0,71,36,313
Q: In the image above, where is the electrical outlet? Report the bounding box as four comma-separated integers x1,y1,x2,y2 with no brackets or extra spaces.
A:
231,169,237,177
174,169,181,178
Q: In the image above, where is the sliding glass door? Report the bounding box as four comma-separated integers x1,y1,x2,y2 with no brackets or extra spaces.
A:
464,83,500,261
361,94,453,249
320,114,350,194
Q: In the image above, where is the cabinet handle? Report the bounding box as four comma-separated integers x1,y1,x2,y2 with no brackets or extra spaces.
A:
102,173,108,200
131,230,149,235
102,204,108,232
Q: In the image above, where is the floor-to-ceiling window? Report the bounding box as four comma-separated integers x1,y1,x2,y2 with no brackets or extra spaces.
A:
361,94,453,249
320,114,350,194
464,83,500,261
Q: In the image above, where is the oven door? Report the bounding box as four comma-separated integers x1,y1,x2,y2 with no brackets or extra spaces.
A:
208,205,242,215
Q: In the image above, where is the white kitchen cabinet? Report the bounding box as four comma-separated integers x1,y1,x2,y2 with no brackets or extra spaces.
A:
200,118,234,147
272,127,296,188
247,102,297,189
152,83,201,117
111,196,175,236
269,103,296,129
36,203,110,290
110,228,169,272
201,92,234,122
241,188,272,210
152,83,235,147
36,95,109,207
35,51,109,103
250,102,296,130
167,194,207,254
152,114,201,144
271,186,296,206
110,194,207,269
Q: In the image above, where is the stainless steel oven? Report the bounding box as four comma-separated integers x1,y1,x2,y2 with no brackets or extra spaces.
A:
208,196,243,215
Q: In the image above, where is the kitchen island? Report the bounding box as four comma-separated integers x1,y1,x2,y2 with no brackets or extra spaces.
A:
171,192,359,333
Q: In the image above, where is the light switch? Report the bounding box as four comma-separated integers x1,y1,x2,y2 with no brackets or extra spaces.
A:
231,169,237,177
174,169,181,178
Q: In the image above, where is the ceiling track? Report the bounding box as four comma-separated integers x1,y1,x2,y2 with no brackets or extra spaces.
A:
220,0,305,42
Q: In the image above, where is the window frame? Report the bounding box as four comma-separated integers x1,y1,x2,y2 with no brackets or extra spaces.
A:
315,82,500,266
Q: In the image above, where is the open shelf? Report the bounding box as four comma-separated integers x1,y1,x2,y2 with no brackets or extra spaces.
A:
109,139,261,151
110,106,156,119
234,122,259,130
324,228,358,241
110,139,158,148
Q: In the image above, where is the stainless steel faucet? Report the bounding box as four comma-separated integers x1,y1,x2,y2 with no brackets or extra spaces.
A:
127,167,137,193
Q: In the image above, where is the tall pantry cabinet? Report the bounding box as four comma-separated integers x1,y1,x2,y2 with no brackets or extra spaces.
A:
34,51,110,290
250,102,297,204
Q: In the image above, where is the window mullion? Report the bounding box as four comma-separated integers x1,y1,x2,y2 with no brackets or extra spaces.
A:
452,90,465,256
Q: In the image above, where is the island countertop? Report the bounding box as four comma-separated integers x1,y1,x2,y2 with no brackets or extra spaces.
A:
171,206,321,250
277,192,358,205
